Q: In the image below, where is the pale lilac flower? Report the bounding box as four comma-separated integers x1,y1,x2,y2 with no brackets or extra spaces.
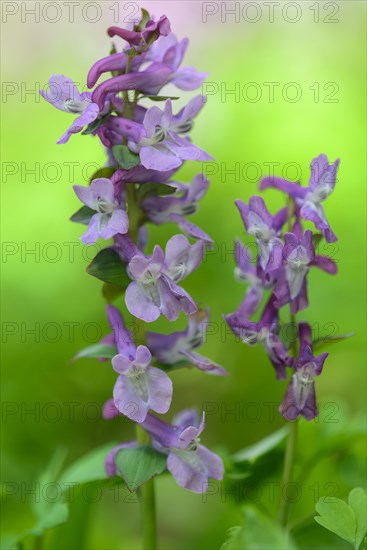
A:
147,309,228,376
128,100,212,171
125,235,203,322
279,323,328,421
107,305,172,423
142,173,213,245
236,196,287,272
224,295,293,379
40,75,99,144
141,410,224,493
260,154,340,242
73,176,128,244
234,240,267,315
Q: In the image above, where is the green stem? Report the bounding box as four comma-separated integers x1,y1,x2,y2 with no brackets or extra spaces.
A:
127,184,158,549
278,419,298,527
136,425,158,550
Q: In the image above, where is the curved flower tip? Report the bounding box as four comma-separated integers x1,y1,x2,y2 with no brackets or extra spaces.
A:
112,345,173,423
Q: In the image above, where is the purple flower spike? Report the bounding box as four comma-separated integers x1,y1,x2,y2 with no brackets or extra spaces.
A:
225,295,293,379
260,154,340,242
125,235,202,322
112,345,173,423
279,322,328,421
73,178,129,244
40,75,99,144
108,16,171,51
147,309,228,376
140,411,224,493
130,100,212,171
236,196,287,272
234,240,266,315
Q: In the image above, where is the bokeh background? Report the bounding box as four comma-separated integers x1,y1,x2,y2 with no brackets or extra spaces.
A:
2,1,366,548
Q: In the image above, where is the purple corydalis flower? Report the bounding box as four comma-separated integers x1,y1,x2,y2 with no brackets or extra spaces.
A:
260,154,340,242
129,99,212,171
142,173,213,246
236,196,287,272
147,309,228,376
279,322,328,421
90,33,207,108
107,305,172,423
141,410,224,493
224,295,293,379
234,240,268,315
125,235,203,322
73,175,128,244
40,75,99,144
108,16,171,51
274,229,337,314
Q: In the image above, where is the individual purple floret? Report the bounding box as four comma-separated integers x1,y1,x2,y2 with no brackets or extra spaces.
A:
142,173,213,245
73,175,128,244
107,305,172,423
40,75,100,144
224,295,293,379
125,235,203,322
128,99,212,171
235,196,288,272
147,309,228,375
108,16,171,52
260,154,340,242
279,322,328,420
273,229,337,314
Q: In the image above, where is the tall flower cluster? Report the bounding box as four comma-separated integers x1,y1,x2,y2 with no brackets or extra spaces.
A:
41,12,224,493
225,154,340,420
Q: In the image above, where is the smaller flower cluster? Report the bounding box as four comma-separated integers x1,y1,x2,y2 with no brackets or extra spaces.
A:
225,154,339,420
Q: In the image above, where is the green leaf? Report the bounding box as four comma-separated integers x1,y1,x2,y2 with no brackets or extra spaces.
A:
313,332,354,351
71,342,117,362
102,283,125,303
82,115,108,135
89,166,116,182
232,426,289,463
312,233,323,249
115,446,166,491
59,443,119,488
31,450,69,535
87,248,131,288
137,183,176,203
112,145,140,169
315,496,356,547
348,488,367,549
140,8,151,28
221,505,297,549
70,205,94,225
146,95,180,101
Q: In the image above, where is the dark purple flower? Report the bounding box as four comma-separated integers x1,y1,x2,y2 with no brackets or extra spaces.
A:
107,305,172,423
224,295,293,379
108,16,171,51
141,410,224,493
279,322,328,421
260,154,340,242
236,196,287,272
128,100,212,171
125,235,203,322
273,229,337,314
73,176,128,244
147,309,228,376
40,75,99,144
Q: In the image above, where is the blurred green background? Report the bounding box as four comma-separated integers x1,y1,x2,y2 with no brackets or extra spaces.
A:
1,1,366,548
